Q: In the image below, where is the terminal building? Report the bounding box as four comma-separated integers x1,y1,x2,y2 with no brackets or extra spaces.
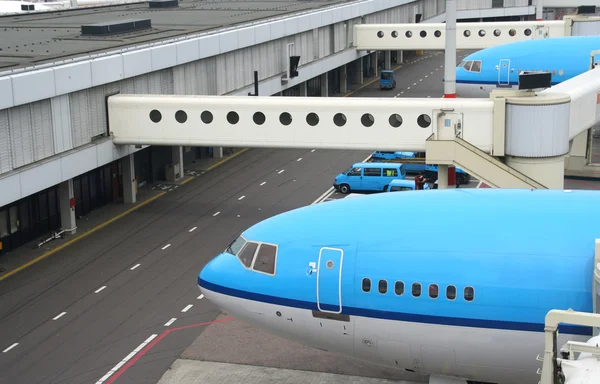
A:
0,0,543,254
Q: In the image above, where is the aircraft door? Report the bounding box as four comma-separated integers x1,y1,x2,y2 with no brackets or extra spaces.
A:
498,59,510,86
317,247,344,314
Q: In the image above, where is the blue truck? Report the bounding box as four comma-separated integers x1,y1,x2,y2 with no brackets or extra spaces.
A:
379,70,396,89
369,151,471,186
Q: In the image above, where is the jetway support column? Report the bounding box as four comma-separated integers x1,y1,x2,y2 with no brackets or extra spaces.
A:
506,156,565,189
397,50,403,64
437,165,448,189
321,72,329,97
213,147,224,159
384,51,391,70
340,65,348,95
370,52,378,78
299,81,307,96
59,179,76,234
171,146,184,180
536,0,543,20
122,154,137,204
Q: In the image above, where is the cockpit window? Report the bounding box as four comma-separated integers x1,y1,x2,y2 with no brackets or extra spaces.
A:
253,244,277,274
238,242,259,268
226,236,247,256
470,60,481,72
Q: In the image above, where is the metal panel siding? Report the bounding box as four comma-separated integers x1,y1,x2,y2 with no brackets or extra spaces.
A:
161,69,174,94
31,99,55,161
9,104,34,168
69,90,90,148
51,94,73,154
0,110,12,173
424,0,438,18
89,86,107,137
147,71,163,95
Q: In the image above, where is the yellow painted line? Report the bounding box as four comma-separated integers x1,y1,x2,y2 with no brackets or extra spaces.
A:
0,192,166,282
180,176,194,185
206,148,249,171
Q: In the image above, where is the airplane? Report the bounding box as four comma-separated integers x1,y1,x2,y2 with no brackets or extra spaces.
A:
198,188,600,384
455,35,600,97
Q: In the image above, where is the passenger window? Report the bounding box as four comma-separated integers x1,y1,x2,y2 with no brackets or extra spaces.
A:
470,60,481,72
378,280,388,294
552,69,556,75
252,244,277,274
395,281,404,295
390,186,413,192
362,278,371,292
364,168,382,176
238,242,259,268
559,69,564,76
446,285,457,300
383,168,398,177
464,286,475,301
348,167,362,176
412,283,421,297
429,284,439,299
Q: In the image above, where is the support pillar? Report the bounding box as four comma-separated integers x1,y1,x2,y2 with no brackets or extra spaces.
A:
59,179,76,234
384,51,391,70
299,82,307,97
320,72,329,97
397,50,403,64
171,146,184,180
506,155,565,189
371,52,378,78
437,165,448,189
564,128,600,178
536,0,543,20
340,65,348,95
213,147,224,159
443,0,457,98
357,58,364,85
122,154,137,204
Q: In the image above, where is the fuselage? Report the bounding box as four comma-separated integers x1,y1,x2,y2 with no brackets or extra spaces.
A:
198,189,598,383
455,35,600,97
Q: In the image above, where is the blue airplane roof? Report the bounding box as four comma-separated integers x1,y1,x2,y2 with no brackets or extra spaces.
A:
242,189,599,257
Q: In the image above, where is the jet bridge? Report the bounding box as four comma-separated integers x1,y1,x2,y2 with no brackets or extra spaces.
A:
354,15,600,51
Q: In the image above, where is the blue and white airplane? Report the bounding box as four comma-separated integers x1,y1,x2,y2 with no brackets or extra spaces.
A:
198,188,599,384
455,35,600,97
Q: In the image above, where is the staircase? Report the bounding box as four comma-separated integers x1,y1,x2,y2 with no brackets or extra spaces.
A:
425,135,547,189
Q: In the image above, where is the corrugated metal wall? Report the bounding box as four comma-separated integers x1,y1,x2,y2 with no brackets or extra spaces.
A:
457,0,492,10
0,0,454,176
503,0,529,7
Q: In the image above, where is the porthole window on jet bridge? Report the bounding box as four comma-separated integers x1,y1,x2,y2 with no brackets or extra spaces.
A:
361,113,374,127
464,286,475,302
412,282,421,297
419,30,427,38
494,29,501,37
227,111,239,125
149,109,162,123
446,285,457,300
378,280,388,294
389,114,403,128
306,113,319,126
201,111,213,124
394,281,404,296
280,112,292,126
362,278,371,292
524,28,532,36
253,112,266,125
175,110,187,124
417,114,431,128
377,31,384,38
478,29,486,37
434,30,441,38
429,284,439,299
333,113,347,127
405,31,412,38
509,29,516,37
463,30,471,37
391,31,398,38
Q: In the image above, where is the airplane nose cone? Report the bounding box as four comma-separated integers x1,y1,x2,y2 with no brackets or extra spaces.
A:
198,252,239,298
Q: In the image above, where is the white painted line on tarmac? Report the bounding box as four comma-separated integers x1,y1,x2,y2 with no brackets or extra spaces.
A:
238,195,245,201
189,227,197,232
53,312,67,321
95,286,107,294
161,244,171,250
130,264,141,271
413,83,417,86
182,304,193,313
213,211,220,217
311,149,315,153
164,318,177,327
312,187,335,205
430,72,433,74
419,79,423,81
198,294,204,299
3,343,18,353
407,87,411,90
95,334,158,384
425,75,428,78
260,182,266,186
278,170,284,174
297,158,302,161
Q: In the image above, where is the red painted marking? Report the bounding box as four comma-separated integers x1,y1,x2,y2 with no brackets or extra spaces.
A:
479,182,491,188
443,93,456,98
104,317,235,384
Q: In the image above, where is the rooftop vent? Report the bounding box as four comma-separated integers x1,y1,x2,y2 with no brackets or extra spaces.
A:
81,19,152,36
148,0,179,9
